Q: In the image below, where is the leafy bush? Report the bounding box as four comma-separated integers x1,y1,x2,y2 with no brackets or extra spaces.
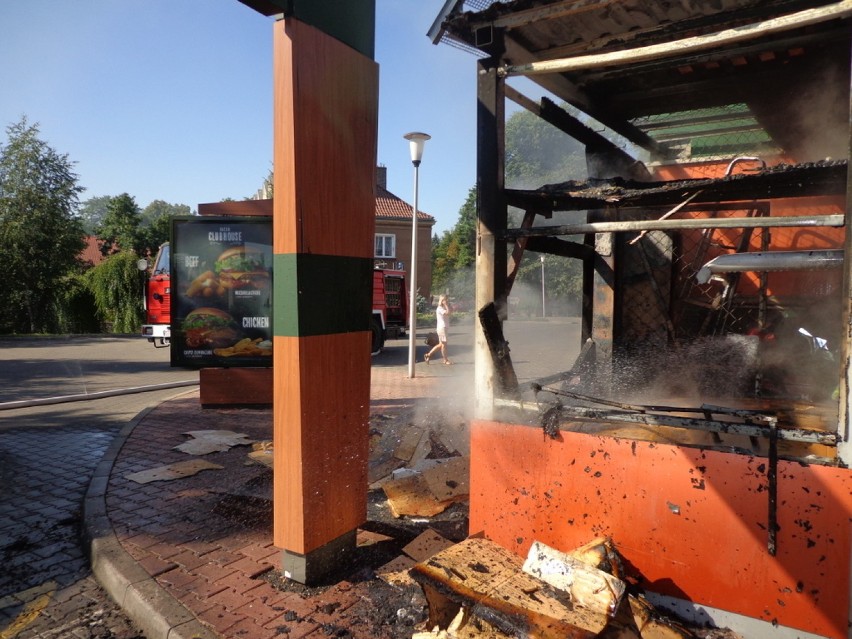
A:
52,272,101,333
84,250,145,333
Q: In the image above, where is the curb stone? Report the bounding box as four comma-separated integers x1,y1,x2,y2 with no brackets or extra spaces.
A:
82,396,220,639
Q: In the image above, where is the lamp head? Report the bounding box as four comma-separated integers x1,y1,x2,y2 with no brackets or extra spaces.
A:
403,131,431,166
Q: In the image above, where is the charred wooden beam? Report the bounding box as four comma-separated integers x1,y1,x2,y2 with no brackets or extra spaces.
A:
506,209,537,298
479,302,520,400
505,161,847,212
521,236,615,287
505,88,654,166
500,36,665,155
523,236,594,260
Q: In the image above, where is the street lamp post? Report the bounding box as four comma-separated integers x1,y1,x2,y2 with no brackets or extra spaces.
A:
404,132,430,379
540,255,546,318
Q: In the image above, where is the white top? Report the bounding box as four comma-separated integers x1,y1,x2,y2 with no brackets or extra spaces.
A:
436,304,448,331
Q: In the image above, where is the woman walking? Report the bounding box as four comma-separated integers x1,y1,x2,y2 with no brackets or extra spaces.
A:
424,295,452,365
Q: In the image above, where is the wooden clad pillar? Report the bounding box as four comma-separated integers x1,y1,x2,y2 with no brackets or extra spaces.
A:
474,59,506,421
271,12,378,584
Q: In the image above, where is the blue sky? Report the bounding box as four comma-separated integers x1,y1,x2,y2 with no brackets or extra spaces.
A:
0,1,483,235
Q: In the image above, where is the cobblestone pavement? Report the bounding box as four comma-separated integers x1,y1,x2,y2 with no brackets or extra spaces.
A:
0,336,196,638
0,423,146,638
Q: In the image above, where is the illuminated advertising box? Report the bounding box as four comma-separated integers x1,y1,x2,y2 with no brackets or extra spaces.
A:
170,216,272,368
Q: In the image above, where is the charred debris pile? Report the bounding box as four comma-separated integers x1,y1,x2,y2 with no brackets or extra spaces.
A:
408,535,739,639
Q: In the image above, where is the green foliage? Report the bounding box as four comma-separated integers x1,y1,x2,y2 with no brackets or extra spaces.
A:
140,199,190,254
502,107,586,314
52,271,101,333
84,250,145,333
431,186,477,302
505,106,586,187
0,117,86,333
430,107,588,316
78,195,112,235
96,193,144,255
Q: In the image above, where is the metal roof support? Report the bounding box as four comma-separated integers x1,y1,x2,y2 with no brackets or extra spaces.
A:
695,250,844,284
501,214,845,240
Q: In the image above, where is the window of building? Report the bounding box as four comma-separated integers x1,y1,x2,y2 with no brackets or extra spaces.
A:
375,234,396,259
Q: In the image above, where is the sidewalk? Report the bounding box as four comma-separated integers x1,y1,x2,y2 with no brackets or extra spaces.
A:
83,347,474,639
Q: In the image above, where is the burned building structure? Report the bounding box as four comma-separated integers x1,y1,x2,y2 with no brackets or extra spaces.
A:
430,1,852,637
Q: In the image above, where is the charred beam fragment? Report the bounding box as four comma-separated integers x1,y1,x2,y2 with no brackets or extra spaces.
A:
478,302,521,400
523,235,596,260
506,209,538,298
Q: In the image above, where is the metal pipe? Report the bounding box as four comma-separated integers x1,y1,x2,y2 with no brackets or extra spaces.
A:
725,156,766,176
502,214,844,240
696,249,844,284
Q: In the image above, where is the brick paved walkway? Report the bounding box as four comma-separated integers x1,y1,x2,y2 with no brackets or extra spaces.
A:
88,348,472,638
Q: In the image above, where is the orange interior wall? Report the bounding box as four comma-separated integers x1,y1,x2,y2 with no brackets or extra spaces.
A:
470,420,852,638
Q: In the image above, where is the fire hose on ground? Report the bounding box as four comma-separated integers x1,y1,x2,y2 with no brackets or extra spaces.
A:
0,380,199,411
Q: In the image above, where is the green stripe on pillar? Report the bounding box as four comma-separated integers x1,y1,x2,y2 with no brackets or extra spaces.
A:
274,253,373,337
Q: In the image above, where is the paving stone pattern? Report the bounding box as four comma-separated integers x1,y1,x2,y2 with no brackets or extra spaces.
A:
0,424,145,638
106,396,440,639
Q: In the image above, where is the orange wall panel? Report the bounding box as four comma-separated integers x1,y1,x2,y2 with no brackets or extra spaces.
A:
470,420,852,638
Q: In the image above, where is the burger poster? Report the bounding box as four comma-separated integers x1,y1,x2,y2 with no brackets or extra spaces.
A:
170,216,273,368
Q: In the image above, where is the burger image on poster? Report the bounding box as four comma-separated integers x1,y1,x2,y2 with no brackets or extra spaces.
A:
181,307,239,349
214,245,270,291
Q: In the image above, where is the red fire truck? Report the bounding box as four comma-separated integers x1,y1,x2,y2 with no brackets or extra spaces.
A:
140,242,171,347
140,242,408,353
371,267,408,352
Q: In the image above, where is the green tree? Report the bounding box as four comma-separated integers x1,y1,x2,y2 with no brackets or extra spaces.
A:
431,107,587,315
505,106,586,187
78,195,112,235
0,117,85,333
140,199,191,255
505,107,586,315
432,186,477,302
96,193,144,255
84,250,145,333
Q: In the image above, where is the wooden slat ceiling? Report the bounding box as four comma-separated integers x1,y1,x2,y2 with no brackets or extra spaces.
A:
435,0,852,158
